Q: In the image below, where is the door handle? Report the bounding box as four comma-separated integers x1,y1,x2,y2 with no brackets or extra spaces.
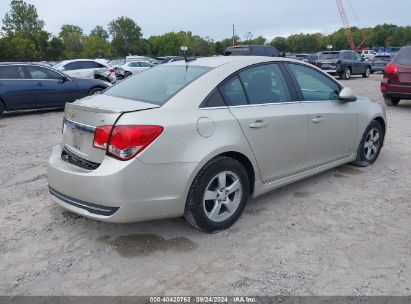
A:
312,117,325,124
35,82,45,87
249,120,268,128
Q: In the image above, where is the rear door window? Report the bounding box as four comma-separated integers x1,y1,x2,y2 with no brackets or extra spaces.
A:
239,63,292,104
394,47,411,65
0,65,26,79
287,63,341,101
25,66,61,80
79,61,97,69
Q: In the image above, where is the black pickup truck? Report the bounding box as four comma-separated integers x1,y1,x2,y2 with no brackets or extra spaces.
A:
315,50,372,80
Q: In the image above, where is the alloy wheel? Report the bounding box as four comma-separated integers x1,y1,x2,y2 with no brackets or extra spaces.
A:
203,171,242,223
364,128,380,161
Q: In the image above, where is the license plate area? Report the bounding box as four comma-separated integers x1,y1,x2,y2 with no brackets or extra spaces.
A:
63,120,95,156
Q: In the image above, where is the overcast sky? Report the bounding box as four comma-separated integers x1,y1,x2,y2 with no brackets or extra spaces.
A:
0,0,410,40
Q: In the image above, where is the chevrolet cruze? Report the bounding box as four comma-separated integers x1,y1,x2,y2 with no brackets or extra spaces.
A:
47,56,386,233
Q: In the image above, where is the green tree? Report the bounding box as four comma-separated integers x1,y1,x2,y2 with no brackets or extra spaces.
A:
270,37,289,52
59,24,84,58
2,0,45,33
45,37,64,60
83,35,111,58
90,25,109,40
108,17,143,56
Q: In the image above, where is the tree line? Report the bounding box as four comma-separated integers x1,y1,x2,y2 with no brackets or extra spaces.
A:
1,0,411,61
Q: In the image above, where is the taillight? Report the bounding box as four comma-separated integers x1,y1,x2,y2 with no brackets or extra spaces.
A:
380,83,388,93
384,63,398,74
315,61,321,67
93,125,163,161
93,126,112,150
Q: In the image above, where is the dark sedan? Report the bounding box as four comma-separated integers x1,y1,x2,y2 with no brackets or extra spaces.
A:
0,63,109,116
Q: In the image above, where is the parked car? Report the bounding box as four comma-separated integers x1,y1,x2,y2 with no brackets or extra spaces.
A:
48,56,386,233
0,63,108,116
381,45,411,106
119,60,152,77
293,53,319,65
361,49,376,60
315,50,372,80
156,56,186,64
224,45,280,57
371,54,394,73
53,59,109,79
94,68,117,84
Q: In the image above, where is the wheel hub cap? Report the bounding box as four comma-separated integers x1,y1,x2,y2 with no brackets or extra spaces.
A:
364,128,380,161
203,171,242,223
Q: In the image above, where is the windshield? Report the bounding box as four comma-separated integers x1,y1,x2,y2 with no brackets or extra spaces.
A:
319,52,339,60
104,65,212,105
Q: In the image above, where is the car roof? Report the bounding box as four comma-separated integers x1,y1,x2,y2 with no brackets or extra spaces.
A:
0,62,52,67
167,55,293,68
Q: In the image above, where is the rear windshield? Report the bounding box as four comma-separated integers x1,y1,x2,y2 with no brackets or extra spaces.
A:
319,52,340,60
394,47,411,65
104,65,212,105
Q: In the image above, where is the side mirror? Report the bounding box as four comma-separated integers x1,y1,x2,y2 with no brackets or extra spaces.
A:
59,76,69,83
339,87,357,102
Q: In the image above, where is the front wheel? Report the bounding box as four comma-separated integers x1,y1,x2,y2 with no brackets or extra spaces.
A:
353,121,384,167
363,67,371,78
184,156,250,233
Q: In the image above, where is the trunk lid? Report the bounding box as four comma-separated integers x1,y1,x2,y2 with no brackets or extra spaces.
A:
397,64,411,85
63,94,159,164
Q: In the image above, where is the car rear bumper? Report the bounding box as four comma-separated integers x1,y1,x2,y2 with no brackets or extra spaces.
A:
47,144,197,223
383,92,411,100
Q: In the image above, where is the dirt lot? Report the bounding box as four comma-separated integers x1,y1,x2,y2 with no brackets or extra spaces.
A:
0,74,410,296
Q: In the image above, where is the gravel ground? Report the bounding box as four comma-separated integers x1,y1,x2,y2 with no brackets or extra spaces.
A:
0,74,410,296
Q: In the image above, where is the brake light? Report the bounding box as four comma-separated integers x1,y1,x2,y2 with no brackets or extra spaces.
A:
384,63,398,74
93,125,163,161
380,83,388,93
93,126,112,150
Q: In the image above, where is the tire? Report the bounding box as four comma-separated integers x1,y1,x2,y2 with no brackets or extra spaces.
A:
353,120,384,167
341,67,351,80
363,67,371,78
124,71,133,78
88,87,104,96
0,101,4,117
184,156,250,233
384,97,400,106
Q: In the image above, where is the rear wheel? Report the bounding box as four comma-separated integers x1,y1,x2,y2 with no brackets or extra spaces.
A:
88,87,104,96
184,156,250,233
353,120,384,167
384,97,400,106
363,67,371,78
341,67,351,80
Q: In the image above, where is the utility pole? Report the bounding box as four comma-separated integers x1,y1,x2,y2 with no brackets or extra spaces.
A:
232,24,235,46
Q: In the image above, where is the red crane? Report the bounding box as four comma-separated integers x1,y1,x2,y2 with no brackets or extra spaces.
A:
336,0,356,50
